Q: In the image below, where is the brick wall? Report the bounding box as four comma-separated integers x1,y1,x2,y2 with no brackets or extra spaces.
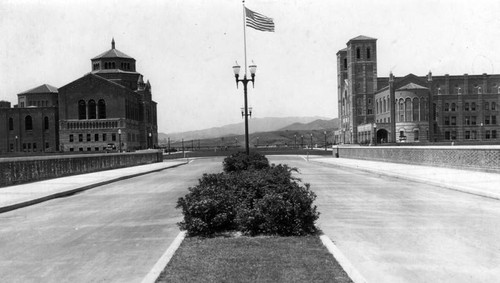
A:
0,151,163,187
337,146,500,172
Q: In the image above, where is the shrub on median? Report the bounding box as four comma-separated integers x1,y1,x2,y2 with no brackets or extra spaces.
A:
176,160,319,237
222,151,270,173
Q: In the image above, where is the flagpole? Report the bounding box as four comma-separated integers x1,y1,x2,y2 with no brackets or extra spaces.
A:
242,0,248,76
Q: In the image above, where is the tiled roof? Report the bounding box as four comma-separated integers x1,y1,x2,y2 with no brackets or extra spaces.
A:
349,35,377,41
92,48,133,60
19,84,58,94
397,82,428,90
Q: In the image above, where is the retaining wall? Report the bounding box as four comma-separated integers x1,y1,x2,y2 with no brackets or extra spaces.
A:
337,146,500,172
0,151,163,187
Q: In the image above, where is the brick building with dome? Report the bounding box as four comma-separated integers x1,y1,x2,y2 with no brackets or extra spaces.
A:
0,39,158,154
334,35,500,144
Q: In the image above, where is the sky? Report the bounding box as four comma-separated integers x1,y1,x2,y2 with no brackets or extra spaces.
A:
1,0,500,133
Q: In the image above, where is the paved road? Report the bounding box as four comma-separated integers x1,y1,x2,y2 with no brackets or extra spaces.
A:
269,156,500,283
0,158,222,282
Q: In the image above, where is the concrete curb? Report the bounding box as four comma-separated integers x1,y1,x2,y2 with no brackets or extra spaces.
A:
311,159,500,201
320,235,368,283
0,162,187,214
141,231,186,283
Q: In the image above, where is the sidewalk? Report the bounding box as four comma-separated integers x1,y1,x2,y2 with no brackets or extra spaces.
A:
0,160,187,213
312,156,500,200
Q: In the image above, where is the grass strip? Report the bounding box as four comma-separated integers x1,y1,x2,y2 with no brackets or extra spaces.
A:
156,235,352,283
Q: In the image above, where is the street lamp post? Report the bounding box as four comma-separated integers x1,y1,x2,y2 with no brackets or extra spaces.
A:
148,132,152,149
301,135,304,148
373,124,377,146
294,134,297,148
233,62,257,155
15,135,18,152
324,131,327,151
118,129,122,152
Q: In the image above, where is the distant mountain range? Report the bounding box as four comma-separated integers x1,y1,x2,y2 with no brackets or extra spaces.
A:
159,116,339,142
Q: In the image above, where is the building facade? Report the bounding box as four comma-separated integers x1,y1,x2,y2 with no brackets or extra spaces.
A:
0,39,158,154
335,35,500,144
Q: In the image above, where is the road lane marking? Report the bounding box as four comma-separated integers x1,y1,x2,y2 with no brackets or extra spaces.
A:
320,234,368,283
141,231,186,283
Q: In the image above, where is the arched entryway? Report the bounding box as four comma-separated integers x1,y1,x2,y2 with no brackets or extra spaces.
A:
376,129,389,143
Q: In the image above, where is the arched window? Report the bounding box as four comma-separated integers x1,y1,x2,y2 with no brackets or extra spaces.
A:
44,116,49,130
383,98,387,113
413,98,419,121
464,102,470,111
471,102,476,111
343,58,347,70
451,103,456,111
444,103,449,111
9,118,14,131
78,100,86,120
398,99,404,122
25,115,33,131
420,98,427,121
356,48,360,59
376,100,379,114
98,99,106,119
405,98,412,122
367,48,371,59
88,100,97,119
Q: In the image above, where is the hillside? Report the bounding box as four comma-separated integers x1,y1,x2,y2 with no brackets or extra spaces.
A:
279,118,340,131
159,116,330,142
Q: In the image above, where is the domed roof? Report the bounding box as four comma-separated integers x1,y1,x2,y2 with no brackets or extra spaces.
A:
92,39,134,60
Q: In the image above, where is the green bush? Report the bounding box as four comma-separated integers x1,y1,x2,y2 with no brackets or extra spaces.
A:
222,151,270,173
176,163,319,236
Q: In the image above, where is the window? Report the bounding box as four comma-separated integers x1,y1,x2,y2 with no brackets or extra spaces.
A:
343,58,347,70
445,131,451,140
98,99,106,119
356,48,360,59
451,116,456,125
367,109,373,115
457,87,462,95
33,143,37,152
478,87,482,94
78,100,86,120
79,147,83,152
95,147,99,151
444,103,449,111
25,115,33,130
367,48,371,59
10,144,13,152
87,134,91,141
44,116,49,130
413,98,419,121
9,118,13,131
485,102,489,111
112,133,116,141
405,98,411,122
492,102,497,110
103,133,107,141
492,116,497,124
79,134,83,142
486,130,491,139
69,134,74,142
444,116,450,125
465,131,471,139
87,147,91,151
70,148,74,152
95,134,99,141
493,130,497,139
414,130,419,141
471,102,476,111
88,100,96,119
485,116,490,125
471,131,477,140
451,103,456,111
45,142,49,149
471,116,477,125
464,103,469,111
451,131,457,140
465,116,470,125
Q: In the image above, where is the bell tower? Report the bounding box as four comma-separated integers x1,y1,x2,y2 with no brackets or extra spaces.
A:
346,35,377,143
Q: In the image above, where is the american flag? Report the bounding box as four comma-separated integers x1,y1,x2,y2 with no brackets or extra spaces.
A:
245,7,275,32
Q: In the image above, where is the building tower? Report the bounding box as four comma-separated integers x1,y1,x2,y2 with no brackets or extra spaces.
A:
338,35,378,143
